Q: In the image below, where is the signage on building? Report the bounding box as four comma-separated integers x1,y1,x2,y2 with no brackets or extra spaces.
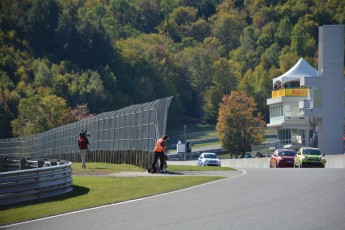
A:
272,89,308,98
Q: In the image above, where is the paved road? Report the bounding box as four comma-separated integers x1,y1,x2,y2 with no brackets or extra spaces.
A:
3,169,345,230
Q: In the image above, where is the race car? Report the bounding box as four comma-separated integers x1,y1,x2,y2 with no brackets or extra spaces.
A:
294,147,326,168
270,148,296,168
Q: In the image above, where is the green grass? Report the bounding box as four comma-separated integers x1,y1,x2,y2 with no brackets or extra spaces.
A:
0,163,231,226
192,141,220,148
217,153,232,159
168,124,216,134
72,162,145,174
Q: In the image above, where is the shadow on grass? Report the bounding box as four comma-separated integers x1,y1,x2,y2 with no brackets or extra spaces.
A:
0,185,90,210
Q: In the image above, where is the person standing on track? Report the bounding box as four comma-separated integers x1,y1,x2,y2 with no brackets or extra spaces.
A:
150,135,169,173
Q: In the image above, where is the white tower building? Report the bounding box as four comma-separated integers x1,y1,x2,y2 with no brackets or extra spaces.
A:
300,25,345,154
267,25,345,154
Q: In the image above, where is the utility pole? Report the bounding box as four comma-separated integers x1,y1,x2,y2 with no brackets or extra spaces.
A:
184,125,187,160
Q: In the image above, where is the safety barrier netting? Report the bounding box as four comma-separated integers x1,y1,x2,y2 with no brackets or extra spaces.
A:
0,97,172,168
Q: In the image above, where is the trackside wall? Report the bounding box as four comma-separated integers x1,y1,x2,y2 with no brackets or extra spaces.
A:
168,155,345,168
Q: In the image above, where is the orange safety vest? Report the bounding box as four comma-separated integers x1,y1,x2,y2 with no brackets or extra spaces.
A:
154,138,166,152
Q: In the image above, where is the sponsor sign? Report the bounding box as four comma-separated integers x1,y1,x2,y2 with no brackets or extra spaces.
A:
272,89,308,98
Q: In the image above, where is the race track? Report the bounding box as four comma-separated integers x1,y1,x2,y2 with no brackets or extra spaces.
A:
3,168,345,230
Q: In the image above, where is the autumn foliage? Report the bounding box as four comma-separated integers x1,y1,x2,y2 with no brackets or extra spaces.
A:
216,91,265,156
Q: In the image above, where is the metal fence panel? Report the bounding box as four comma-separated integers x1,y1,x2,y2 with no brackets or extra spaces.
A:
0,97,172,158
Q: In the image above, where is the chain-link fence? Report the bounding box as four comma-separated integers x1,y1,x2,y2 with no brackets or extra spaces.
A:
0,97,172,168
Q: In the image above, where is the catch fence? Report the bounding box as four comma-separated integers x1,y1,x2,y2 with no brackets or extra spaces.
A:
0,97,172,168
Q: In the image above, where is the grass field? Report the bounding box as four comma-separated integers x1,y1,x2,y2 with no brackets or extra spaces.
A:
167,124,275,156
0,163,234,226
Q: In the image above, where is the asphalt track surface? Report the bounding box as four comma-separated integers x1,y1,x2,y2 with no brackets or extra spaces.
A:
3,168,345,230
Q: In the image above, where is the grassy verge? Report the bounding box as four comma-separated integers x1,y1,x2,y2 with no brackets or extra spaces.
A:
72,162,145,174
0,163,232,226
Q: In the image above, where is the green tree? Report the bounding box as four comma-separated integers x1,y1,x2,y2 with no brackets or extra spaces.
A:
278,46,299,73
211,11,246,57
75,16,114,68
68,70,106,112
187,19,211,42
160,0,182,16
55,4,80,60
323,0,345,24
275,17,292,47
0,70,19,138
134,0,161,33
216,91,265,156
0,70,14,111
261,43,280,69
175,45,219,119
291,24,316,58
203,58,239,123
161,6,198,42
26,0,59,53
11,94,71,137
33,59,53,87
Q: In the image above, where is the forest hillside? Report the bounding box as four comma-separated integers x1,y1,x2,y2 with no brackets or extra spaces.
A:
0,0,344,138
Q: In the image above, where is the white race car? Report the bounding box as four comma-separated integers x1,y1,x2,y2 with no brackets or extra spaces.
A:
197,152,221,166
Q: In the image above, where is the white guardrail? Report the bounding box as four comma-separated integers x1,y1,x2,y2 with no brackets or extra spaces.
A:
0,160,73,206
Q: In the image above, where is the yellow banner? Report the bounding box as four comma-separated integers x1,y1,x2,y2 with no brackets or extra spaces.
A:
272,89,308,98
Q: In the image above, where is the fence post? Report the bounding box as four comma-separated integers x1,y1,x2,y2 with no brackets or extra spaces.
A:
38,159,44,168
0,155,5,172
19,158,26,170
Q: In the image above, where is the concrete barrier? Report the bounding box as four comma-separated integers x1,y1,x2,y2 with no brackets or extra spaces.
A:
168,154,345,169
324,154,345,168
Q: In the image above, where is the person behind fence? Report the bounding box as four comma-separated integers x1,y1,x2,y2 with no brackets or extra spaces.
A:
78,132,89,169
150,135,169,173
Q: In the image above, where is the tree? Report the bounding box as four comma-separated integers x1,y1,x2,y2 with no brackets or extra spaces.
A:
203,58,239,123
291,24,316,58
134,0,161,33
216,91,265,156
211,11,246,57
70,104,95,121
11,94,71,137
26,0,59,53
175,45,219,119
55,5,80,60
0,70,19,138
187,19,211,42
161,6,198,42
33,59,53,87
0,70,14,111
66,70,106,112
275,17,292,47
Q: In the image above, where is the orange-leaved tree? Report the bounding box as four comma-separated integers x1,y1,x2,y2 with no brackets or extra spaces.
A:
216,91,265,157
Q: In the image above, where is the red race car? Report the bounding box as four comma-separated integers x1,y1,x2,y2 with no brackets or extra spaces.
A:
270,148,296,168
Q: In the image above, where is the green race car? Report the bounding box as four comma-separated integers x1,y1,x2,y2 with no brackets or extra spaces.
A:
294,147,326,168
